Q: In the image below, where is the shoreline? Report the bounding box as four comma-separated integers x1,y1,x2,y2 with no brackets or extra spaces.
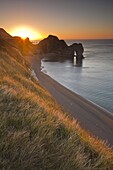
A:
31,54,113,147
41,59,113,116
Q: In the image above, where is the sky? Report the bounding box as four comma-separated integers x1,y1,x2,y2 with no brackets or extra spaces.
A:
0,0,113,40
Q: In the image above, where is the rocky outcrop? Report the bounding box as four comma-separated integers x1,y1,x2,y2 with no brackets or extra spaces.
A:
37,35,68,53
70,43,84,66
37,35,84,64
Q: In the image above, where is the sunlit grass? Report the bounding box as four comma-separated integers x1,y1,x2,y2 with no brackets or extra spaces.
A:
0,49,113,169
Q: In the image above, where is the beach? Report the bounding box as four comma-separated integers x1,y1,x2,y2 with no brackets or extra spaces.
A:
31,54,113,147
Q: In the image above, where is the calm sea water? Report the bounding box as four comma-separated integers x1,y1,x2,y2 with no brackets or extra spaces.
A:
42,39,113,113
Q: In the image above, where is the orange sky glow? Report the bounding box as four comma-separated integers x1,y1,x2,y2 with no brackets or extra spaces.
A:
9,26,43,40
1,0,113,40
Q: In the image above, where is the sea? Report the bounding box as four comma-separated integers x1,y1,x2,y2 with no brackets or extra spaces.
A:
41,39,113,114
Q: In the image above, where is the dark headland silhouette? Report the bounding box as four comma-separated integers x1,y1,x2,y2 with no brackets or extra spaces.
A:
37,35,84,65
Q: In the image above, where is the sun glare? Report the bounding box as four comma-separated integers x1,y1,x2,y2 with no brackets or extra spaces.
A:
10,26,43,40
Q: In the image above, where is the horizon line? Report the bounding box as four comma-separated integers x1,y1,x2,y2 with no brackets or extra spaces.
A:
31,38,113,41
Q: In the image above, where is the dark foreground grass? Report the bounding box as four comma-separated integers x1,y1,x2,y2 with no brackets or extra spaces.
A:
0,50,113,170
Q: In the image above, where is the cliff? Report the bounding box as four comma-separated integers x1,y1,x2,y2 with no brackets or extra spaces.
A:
0,31,36,59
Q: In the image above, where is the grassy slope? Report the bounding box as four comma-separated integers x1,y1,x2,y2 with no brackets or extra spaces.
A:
0,46,113,169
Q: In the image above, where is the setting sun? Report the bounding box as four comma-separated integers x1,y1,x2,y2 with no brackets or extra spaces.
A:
10,26,43,40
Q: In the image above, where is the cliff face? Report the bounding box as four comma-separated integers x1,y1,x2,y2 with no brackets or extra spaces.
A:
0,28,36,56
37,35,84,60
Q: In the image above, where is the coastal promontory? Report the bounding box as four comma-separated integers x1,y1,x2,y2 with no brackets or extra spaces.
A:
37,35,84,63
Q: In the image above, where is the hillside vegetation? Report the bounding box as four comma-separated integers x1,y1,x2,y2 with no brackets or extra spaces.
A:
0,36,113,169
